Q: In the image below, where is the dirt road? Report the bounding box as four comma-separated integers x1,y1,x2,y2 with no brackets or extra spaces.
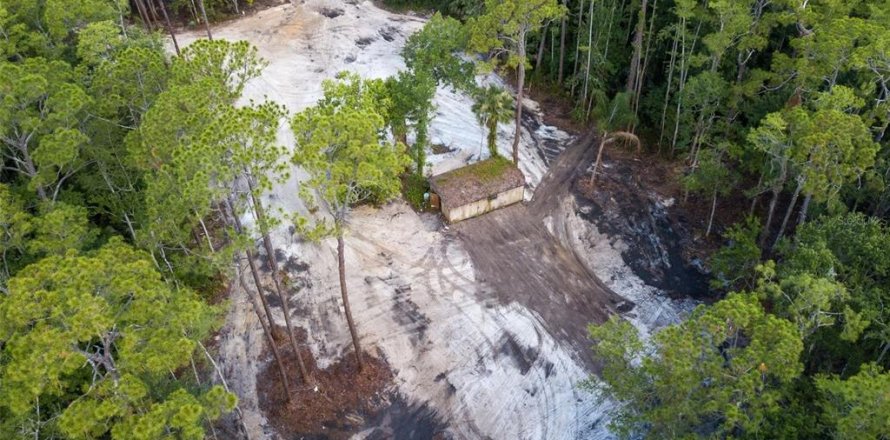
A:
454,131,631,369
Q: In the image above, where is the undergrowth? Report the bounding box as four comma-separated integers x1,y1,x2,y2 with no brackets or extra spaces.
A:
403,173,430,211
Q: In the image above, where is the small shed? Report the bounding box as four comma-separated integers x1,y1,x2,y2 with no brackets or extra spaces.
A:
429,158,526,223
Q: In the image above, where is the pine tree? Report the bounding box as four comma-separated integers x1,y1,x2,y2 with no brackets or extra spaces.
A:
0,239,235,439
467,0,566,164
292,73,410,370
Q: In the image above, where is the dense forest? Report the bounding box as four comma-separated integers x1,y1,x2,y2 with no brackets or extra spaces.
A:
427,0,889,437
2,0,889,438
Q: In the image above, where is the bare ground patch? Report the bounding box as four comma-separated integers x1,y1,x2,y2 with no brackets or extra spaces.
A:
257,347,395,439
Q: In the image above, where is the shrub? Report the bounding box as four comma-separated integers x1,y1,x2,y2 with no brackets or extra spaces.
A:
403,173,429,211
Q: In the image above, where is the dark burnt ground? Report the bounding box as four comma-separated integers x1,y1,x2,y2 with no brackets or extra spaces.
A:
574,146,714,301
362,396,449,440
520,103,571,167
525,83,587,135
252,250,449,439
453,131,628,371
258,345,448,439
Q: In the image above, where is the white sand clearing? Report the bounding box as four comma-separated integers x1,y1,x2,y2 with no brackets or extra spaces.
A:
175,1,690,438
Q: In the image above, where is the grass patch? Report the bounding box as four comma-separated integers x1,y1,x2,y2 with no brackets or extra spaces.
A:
436,156,514,185
402,173,430,211
375,0,436,14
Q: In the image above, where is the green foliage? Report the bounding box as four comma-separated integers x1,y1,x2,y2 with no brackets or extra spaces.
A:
292,72,411,229
682,148,735,198
792,87,880,205
384,70,436,176
383,0,483,18
466,0,566,71
75,20,125,66
472,85,514,158
403,13,475,92
710,216,762,290
0,57,91,199
171,0,245,22
171,39,266,101
756,263,865,343
0,238,232,438
0,0,49,58
396,13,477,175
0,183,32,282
90,45,169,122
403,173,430,211
683,146,738,237
593,92,636,133
43,0,120,43
0,5,261,438
589,293,804,438
0,0,122,58
27,201,97,256
779,213,890,367
816,363,890,439
129,39,267,284
132,79,229,254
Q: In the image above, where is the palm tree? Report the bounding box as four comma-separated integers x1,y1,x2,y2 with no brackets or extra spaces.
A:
472,85,515,159
589,92,640,188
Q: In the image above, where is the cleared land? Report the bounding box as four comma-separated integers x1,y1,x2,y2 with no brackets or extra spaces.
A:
176,1,691,438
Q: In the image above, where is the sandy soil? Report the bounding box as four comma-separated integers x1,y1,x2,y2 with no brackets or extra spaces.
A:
453,131,628,369
173,2,693,438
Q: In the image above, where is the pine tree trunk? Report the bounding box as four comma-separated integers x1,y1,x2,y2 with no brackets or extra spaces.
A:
877,342,889,364
761,187,780,247
749,174,764,216
247,177,311,384
633,0,657,123
395,118,408,146
580,0,595,112
14,142,43,200
558,12,567,85
670,20,688,155
512,35,527,165
112,0,129,39
570,0,586,97
133,0,154,31
626,0,648,94
145,0,161,24
797,193,812,227
706,188,717,237
197,214,215,253
337,232,364,371
659,32,679,146
226,198,279,335
188,0,199,24
241,264,293,401
123,213,138,243
197,0,213,39
774,178,803,248
414,115,429,175
197,340,251,438
156,0,180,56
535,23,549,72
589,132,609,188
671,21,701,155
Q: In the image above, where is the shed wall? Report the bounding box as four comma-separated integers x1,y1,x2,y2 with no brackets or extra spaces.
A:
443,186,524,223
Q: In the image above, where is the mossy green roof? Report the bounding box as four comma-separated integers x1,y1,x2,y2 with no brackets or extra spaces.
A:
429,157,525,207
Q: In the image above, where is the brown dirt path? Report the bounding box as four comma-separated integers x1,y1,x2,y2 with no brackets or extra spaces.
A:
453,131,630,369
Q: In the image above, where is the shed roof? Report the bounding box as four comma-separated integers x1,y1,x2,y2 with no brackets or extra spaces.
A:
429,157,525,207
